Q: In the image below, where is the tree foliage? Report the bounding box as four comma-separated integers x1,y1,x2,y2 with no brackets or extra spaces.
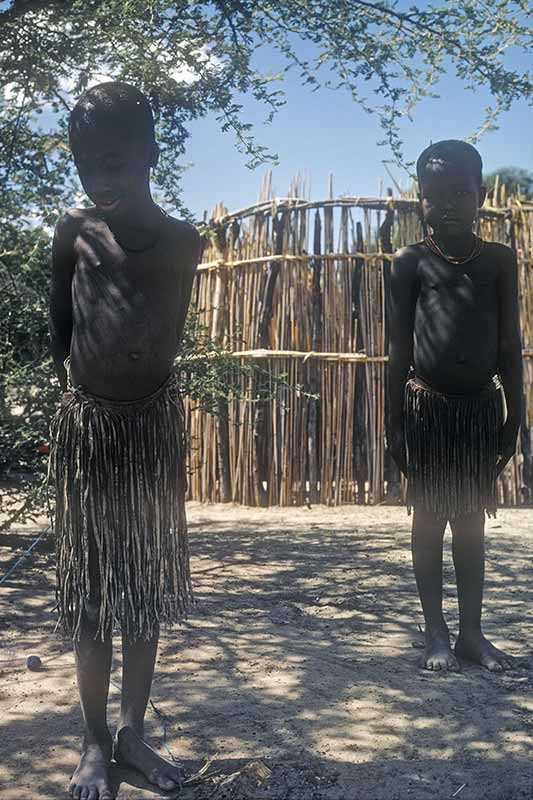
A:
484,166,533,198
0,223,53,476
0,0,531,523
0,221,292,524
0,0,531,221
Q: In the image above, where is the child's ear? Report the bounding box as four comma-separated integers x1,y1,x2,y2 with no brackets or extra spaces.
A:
149,142,160,169
478,184,487,207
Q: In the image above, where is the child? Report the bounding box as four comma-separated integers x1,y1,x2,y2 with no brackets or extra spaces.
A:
388,140,522,672
49,82,200,798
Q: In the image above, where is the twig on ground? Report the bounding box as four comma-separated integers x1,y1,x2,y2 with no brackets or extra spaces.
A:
182,756,225,786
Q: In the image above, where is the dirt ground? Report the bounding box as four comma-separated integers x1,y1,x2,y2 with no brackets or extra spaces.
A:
1,503,532,800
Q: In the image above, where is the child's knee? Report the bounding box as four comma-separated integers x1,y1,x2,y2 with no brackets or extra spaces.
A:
412,506,447,536
450,510,485,538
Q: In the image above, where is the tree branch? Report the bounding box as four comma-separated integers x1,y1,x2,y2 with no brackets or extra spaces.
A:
0,0,106,28
347,1,525,90
0,0,61,27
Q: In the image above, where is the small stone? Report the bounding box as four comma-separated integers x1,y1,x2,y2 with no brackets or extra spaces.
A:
26,655,42,671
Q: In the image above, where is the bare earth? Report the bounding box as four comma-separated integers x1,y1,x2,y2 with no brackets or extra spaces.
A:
1,504,532,800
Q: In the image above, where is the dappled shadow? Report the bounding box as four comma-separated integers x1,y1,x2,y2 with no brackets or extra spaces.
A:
0,526,57,640
1,507,532,799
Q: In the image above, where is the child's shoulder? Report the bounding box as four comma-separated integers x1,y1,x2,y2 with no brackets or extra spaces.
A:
161,215,202,271
393,241,425,259
392,241,425,274
162,214,200,245
476,240,517,283
481,239,516,264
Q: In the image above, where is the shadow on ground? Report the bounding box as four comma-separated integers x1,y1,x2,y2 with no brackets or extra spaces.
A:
1,505,532,799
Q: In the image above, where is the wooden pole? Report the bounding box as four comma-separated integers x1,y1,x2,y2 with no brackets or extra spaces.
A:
308,209,322,503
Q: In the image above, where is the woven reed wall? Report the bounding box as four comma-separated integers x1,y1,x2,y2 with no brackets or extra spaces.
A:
184,190,533,507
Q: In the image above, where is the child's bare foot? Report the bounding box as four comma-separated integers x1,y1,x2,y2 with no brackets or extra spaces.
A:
69,738,114,799
455,631,513,672
424,626,460,671
114,726,182,791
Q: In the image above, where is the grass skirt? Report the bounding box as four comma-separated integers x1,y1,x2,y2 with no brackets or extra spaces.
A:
49,374,193,641
405,374,503,519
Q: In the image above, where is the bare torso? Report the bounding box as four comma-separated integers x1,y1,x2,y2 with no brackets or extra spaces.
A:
413,242,500,394
51,208,199,400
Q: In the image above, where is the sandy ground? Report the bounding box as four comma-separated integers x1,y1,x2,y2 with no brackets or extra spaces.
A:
1,503,532,800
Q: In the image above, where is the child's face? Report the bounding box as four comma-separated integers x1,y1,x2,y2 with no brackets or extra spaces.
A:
71,125,157,217
419,168,486,237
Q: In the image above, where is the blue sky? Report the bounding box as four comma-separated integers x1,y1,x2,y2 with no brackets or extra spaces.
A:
2,1,530,218
183,44,532,219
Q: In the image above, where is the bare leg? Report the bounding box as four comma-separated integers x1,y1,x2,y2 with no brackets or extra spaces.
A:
412,506,459,671
119,627,159,738
451,512,513,672
69,600,114,800
114,625,182,791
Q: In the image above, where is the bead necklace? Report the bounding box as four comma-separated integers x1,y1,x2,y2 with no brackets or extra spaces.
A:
424,233,484,265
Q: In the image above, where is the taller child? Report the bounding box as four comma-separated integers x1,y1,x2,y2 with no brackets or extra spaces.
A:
388,140,522,673
49,82,200,799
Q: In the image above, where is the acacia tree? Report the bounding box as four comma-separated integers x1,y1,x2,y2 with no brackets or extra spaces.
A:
0,0,531,519
484,167,533,198
0,0,531,221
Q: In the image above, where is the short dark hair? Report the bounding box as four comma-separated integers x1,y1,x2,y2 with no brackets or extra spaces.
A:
416,140,483,187
69,81,155,149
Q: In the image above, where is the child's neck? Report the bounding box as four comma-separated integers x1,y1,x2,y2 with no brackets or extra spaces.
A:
431,228,476,258
102,193,166,253
105,194,163,232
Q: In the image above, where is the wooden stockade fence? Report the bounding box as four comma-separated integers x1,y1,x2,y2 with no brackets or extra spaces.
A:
184,180,533,507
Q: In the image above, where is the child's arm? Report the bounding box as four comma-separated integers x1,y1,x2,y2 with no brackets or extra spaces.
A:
174,221,201,343
49,213,77,391
387,246,418,475
497,245,523,474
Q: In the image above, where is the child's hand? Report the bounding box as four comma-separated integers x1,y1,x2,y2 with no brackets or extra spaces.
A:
388,432,407,476
76,216,125,269
497,420,520,475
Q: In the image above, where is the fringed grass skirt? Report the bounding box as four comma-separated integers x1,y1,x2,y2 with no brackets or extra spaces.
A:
405,374,503,519
49,374,193,641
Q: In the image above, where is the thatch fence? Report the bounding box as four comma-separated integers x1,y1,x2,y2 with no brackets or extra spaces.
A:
184,181,533,507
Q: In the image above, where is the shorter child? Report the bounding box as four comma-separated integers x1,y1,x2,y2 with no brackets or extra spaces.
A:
388,140,522,672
